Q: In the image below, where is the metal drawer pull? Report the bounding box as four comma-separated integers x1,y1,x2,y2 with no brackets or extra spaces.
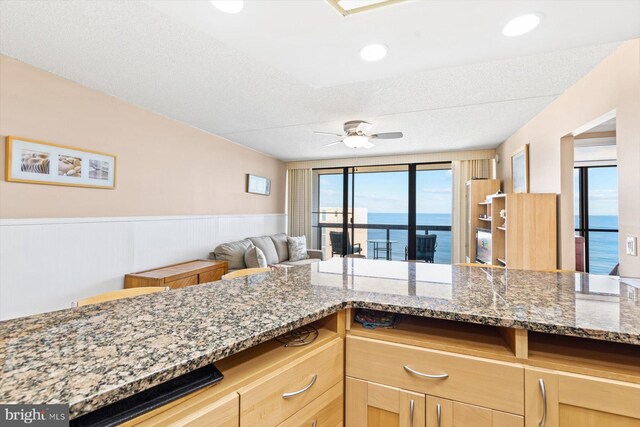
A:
437,403,442,427
410,399,414,427
403,365,449,379
311,420,317,427
538,378,547,427
282,374,317,399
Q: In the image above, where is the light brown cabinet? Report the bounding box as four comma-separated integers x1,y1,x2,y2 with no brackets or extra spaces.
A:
426,396,523,427
346,377,425,427
125,260,228,289
525,367,640,427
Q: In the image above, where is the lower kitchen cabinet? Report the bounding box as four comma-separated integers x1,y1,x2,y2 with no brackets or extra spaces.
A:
346,377,425,427
426,396,523,427
278,381,344,427
525,367,640,427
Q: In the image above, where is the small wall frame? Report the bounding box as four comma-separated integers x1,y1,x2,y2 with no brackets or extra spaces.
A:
247,174,271,196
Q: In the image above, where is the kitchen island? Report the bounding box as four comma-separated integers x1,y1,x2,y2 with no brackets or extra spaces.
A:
1,258,639,425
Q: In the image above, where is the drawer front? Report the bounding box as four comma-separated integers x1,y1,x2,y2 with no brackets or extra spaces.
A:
347,336,524,415
199,268,225,284
278,381,343,427
166,274,198,289
132,391,239,427
240,338,343,427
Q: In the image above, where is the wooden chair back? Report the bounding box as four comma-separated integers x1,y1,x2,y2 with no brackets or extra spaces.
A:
73,286,169,307
222,267,271,280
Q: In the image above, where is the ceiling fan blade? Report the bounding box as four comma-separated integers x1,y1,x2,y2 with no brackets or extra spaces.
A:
314,131,344,137
324,141,343,147
370,132,403,139
363,141,375,149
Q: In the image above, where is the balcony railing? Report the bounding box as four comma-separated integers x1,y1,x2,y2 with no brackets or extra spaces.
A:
314,222,452,262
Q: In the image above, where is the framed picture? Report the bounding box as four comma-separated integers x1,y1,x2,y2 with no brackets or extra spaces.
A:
5,136,116,189
247,174,271,196
511,144,529,193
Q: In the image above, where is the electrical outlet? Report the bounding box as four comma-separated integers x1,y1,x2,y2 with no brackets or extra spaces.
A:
627,236,637,256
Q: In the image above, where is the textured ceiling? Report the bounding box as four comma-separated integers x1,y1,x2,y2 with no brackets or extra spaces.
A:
0,1,638,161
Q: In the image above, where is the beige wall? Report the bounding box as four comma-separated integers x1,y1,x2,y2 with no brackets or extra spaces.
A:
496,39,640,277
0,56,286,218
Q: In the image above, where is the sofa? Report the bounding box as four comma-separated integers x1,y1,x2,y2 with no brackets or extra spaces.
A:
209,233,325,271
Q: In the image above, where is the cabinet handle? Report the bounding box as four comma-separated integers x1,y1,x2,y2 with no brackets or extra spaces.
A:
403,365,449,379
410,399,415,427
311,420,317,427
538,378,547,427
282,374,317,399
436,403,442,427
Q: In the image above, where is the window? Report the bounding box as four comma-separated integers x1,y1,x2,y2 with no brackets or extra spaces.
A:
312,163,452,263
574,166,619,274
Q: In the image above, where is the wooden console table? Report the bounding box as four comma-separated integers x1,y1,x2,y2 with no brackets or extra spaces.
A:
125,260,228,289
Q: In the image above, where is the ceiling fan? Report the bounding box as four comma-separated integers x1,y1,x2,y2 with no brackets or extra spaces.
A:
314,120,403,149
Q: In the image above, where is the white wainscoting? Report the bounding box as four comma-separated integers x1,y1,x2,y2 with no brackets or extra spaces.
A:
0,214,286,320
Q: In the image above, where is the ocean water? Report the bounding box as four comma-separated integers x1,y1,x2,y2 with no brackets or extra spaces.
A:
359,213,619,273
575,215,619,275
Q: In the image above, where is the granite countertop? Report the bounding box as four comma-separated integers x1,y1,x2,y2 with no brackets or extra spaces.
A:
1,258,639,418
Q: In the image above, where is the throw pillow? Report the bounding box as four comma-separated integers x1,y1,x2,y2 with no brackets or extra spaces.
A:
244,246,268,268
287,236,309,262
213,239,253,270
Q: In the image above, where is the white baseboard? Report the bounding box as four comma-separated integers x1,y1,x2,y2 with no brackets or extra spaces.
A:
0,213,286,320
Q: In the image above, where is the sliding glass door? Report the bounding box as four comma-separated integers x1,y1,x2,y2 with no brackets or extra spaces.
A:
416,165,452,264
313,163,452,263
574,165,619,274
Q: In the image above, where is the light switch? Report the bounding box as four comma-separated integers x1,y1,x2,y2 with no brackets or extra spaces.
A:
627,236,637,256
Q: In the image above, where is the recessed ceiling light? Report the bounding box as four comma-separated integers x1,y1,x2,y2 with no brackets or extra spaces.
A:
360,44,387,62
210,0,244,14
502,13,541,37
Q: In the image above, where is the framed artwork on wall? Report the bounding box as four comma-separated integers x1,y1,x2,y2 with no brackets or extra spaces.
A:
511,143,529,193
247,174,271,196
5,136,116,189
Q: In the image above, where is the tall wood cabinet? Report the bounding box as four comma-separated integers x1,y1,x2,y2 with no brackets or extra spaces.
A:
473,191,557,270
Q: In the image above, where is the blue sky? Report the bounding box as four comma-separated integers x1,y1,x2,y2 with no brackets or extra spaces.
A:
574,166,618,217
319,169,452,214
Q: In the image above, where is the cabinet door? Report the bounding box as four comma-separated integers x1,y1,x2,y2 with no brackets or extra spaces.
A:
346,377,425,427
426,396,522,427
525,367,640,427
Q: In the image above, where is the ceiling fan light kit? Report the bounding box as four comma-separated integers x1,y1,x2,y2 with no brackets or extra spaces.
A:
314,120,403,150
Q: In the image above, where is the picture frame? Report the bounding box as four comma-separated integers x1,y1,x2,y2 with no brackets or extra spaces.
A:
247,174,271,196
511,143,529,193
5,136,116,189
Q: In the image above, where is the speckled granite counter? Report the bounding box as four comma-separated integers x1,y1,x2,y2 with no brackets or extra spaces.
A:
1,258,639,418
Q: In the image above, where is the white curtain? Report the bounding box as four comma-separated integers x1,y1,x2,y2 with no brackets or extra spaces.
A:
451,159,495,264
287,168,313,245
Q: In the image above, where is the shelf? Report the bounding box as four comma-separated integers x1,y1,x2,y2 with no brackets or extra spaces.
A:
348,311,517,361
528,332,640,384
478,201,491,205
478,217,492,222
497,226,506,231
496,258,507,265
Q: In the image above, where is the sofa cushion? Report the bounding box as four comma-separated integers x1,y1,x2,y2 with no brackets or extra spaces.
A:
270,233,290,263
214,239,253,270
287,236,309,262
244,246,268,268
248,236,279,265
281,258,320,267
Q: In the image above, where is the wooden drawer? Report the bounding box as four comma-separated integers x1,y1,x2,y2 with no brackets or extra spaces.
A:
199,268,225,284
346,336,524,415
132,391,239,427
166,274,198,289
239,338,343,427
278,381,343,427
